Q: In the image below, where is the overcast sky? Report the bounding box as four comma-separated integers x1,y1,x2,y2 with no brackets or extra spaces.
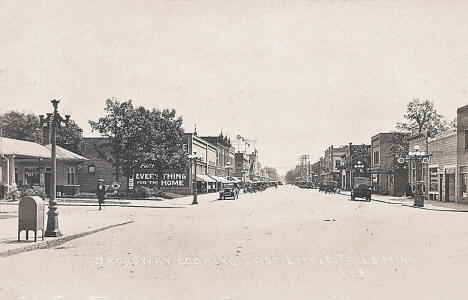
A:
1,1,467,175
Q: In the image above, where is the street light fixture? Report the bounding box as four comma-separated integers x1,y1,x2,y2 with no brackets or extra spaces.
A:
225,161,233,181
397,145,431,207
241,168,248,190
39,99,70,237
188,152,201,205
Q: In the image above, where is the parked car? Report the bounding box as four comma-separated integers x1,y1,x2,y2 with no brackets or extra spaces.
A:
351,177,372,201
318,183,326,192
219,183,239,200
324,181,338,193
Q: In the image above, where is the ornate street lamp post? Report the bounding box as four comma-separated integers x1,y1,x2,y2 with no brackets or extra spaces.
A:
397,145,431,207
39,99,70,237
188,152,201,205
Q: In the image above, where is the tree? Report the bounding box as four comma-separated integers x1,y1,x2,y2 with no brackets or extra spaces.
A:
89,99,188,188
0,111,42,143
396,99,448,138
285,168,300,184
262,166,281,181
349,145,371,176
390,131,410,158
450,118,457,131
89,99,135,181
56,120,83,154
128,107,188,190
0,110,83,153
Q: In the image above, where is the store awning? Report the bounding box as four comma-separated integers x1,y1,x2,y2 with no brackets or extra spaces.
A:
209,175,230,183
196,174,216,183
1,137,88,161
231,177,241,183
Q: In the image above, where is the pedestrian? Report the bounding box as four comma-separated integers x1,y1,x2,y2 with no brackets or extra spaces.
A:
406,183,413,197
97,178,106,210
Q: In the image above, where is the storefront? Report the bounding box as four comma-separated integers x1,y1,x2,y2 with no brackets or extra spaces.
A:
0,137,88,198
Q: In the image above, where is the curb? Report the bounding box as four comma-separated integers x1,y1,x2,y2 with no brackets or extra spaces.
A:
0,220,134,257
337,191,468,213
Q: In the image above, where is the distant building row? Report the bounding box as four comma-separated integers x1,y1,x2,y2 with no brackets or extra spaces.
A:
307,104,468,204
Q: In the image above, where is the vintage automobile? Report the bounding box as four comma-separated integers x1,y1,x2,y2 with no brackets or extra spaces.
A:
318,182,326,192
219,183,239,200
351,177,372,201
324,180,338,193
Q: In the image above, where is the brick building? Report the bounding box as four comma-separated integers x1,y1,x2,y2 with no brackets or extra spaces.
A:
340,143,371,191
78,137,128,193
370,133,408,196
310,159,323,184
323,145,345,186
408,131,457,202
234,152,250,181
200,134,235,177
457,105,468,204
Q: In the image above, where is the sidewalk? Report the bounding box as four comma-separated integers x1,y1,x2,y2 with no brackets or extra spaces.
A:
338,190,468,212
0,192,221,256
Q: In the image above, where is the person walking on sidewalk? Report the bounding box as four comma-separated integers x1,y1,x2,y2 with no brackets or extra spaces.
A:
97,178,106,210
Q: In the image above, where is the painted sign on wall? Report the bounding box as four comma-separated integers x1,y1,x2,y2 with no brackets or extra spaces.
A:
134,163,189,189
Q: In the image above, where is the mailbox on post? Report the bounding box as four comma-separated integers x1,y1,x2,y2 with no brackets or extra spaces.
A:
18,196,45,242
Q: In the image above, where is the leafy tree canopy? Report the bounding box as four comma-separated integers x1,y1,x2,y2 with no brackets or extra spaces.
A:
0,110,83,153
262,166,281,181
396,99,448,138
285,168,300,184
89,99,188,184
0,111,42,143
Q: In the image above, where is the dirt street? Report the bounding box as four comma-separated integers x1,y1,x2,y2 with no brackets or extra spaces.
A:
1,185,468,299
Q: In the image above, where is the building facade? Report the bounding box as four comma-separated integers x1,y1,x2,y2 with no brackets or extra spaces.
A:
0,137,88,198
79,133,241,196
340,143,371,191
457,105,468,204
323,145,346,186
200,134,235,177
408,131,457,202
234,152,250,181
370,133,407,196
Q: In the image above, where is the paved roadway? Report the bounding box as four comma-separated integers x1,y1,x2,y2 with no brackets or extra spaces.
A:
1,185,468,300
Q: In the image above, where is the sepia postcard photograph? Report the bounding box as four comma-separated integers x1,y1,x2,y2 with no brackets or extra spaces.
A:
1,0,468,299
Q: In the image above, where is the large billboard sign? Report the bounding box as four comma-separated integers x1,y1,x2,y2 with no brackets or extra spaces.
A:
134,163,189,189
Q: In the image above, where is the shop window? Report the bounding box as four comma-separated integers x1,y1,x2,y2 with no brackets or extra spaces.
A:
88,165,95,174
461,166,467,198
429,168,438,192
67,167,76,185
24,167,40,186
